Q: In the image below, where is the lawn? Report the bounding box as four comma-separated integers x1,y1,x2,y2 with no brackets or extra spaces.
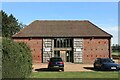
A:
29,71,119,78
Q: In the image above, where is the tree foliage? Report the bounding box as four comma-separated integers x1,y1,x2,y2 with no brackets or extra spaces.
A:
112,44,120,52
1,10,23,37
2,38,32,78
1,10,32,78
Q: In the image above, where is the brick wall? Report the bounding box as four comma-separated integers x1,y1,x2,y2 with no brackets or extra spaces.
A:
83,38,111,63
13,38,43,63
13,37,111,64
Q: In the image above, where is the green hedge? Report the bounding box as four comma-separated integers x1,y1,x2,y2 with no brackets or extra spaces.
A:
0,37,2,79
2,38,32,78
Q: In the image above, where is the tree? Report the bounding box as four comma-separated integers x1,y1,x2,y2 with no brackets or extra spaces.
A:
1,10,32,78
112,44,120,52
2,38,32,78
0,11,2,36
1,10,22,37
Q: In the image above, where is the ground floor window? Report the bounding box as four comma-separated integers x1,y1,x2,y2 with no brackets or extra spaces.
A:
54,51,60,57
66,51,73,62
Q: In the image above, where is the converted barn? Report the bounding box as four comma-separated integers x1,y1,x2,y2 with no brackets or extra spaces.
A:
12,20,112,63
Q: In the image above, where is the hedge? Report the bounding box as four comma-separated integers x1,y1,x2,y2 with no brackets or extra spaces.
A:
2,38,32,78
0,37,2,79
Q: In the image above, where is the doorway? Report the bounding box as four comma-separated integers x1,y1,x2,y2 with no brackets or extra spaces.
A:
60,51,66,62
54,50,73,62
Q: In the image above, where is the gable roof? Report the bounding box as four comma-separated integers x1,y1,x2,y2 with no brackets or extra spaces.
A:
12,20,112,38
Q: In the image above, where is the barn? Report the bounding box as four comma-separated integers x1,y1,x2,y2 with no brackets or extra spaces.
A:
12,20,112,63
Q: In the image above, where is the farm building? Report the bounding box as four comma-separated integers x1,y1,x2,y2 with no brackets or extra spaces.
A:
12,20,112,63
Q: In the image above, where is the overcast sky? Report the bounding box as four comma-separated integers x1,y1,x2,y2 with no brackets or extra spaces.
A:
2,2,118,44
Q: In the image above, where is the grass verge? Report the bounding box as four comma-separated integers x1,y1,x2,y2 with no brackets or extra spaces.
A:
29,71,119,78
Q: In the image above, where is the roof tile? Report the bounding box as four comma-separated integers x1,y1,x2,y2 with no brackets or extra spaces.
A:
12,20,112,38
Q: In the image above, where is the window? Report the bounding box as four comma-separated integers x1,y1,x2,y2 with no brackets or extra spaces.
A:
54,39,56,47
54,51,60,57
54,38,72,48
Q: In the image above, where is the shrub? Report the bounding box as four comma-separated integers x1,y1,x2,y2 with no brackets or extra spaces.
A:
0,37,2,79
2,38,32,78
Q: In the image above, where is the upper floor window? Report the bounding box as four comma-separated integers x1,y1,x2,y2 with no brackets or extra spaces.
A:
54,38,72,48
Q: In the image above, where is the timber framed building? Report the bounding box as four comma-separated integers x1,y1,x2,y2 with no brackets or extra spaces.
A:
12,20,112,63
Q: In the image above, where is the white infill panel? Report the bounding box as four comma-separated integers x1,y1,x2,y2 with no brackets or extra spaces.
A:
43,39,52,63
73,38,83,63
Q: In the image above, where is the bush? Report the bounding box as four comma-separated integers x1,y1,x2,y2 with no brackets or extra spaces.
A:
0,37,2,79
2,38,32,78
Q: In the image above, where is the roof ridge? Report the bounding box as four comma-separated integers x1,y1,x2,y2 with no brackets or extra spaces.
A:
33,20,89,22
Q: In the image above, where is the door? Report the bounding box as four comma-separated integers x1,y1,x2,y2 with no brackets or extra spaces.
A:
60,51,66,62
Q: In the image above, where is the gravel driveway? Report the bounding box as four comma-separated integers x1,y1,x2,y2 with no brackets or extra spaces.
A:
32,59,119,72
32,63,94,72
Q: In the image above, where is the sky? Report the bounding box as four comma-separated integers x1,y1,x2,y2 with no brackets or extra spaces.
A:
2,2,118,44
1,0,120,2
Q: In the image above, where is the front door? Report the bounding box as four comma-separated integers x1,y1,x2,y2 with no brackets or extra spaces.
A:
54,50,73,62
60,51,66,62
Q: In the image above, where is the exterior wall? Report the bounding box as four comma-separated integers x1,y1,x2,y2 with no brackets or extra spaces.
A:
42,39,53,63
73,38,83,63
83,38,111,63
13,37,111,64
13,38,42,63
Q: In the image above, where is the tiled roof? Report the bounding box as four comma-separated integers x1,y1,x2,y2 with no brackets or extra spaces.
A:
12,20,112,38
